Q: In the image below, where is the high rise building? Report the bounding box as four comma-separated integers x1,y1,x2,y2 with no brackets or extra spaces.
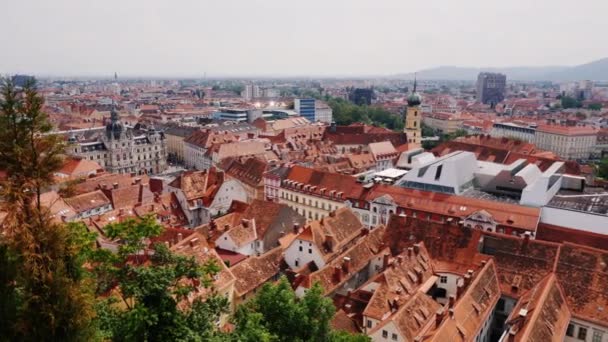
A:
404,80,422,146
476,72,506,105
241,84,261,100
294,98,316,122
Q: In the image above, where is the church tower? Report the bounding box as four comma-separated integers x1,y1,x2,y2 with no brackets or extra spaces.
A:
404,77,422,146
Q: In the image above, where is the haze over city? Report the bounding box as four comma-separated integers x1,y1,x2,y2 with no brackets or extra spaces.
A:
3,1,608,342
3,0,608,77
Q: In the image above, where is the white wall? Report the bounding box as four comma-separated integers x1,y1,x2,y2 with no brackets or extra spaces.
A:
564,318,608,342
541,207,608,234
284,239,325,269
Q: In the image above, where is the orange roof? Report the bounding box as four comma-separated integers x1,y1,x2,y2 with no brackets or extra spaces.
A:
536,124,598,136
366,184,541,231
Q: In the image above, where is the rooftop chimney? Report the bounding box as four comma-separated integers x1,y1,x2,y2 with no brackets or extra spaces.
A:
113,182,119,189
293,223,300,234
413,243,420,255
333,266,342,283
397,255,403,264
324,234,334,252
343,257,351,274
457,283,464,299
407,247,413,258
383,253,390,270
448,295,456,308
177,233,183,242
435,307,445,328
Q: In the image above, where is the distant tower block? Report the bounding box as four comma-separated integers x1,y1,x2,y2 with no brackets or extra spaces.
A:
404,77,422,146
114,72,118,81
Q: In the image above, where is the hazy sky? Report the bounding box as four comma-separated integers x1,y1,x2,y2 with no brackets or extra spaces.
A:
2,0,608,77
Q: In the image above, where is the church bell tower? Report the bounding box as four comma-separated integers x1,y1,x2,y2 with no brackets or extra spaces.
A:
404,77,422,146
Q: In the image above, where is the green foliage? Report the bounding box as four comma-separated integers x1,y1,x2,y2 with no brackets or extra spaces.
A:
561,96,582,109
92,216,227,341
327,97,403,131
231,277,369,342
443,129,468,141
421,123,435,137
588,103,602,111
597,158,608,179
0,77,97,341
0,243,19,342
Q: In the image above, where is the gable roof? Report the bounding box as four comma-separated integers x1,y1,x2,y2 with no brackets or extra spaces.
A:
230,247,283,297
505,273,570,342
431,259,501,342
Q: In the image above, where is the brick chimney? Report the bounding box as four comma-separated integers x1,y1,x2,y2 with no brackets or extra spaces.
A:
333,266,342,283
293,223,300,234
448,295,456,308
464,273,472,288
413,243,420,255
343,257,351,274
456,283,464,299
177,233,183,242
113,182,119,189
435,307,445,327
383,253,390,270
324,234,334,252
407,247,413,258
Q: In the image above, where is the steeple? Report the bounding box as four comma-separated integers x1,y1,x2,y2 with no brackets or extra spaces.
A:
407,74,422,107
404,75,422,146
106,101,123,139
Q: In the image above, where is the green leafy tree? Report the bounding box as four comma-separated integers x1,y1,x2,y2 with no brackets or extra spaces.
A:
327,98,403,131
561,96,582,109
588,103,602,111
92,216,228,341
597,158,608,179
0,77,97,341
233,277,369,342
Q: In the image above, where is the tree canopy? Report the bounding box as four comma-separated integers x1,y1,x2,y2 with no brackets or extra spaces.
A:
327,97,403,131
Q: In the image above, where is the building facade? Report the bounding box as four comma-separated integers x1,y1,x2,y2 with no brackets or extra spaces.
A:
477,72,506,105
67,107,167,175
535,125,598,160
404,81,423,147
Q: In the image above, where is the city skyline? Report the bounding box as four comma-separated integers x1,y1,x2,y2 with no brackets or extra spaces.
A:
2,0,608,77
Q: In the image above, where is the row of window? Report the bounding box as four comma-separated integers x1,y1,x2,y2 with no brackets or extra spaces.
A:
281,191,339,211
567,323,604,342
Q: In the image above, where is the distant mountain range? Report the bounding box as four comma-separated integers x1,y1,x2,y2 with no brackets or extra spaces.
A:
396,57,608,81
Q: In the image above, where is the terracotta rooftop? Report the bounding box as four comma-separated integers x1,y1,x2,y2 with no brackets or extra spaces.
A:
504,273,570,342
168,168,224,204
224,157,268,187
367,184,541,231
430,259,501,342
303,226,387,295
230,247,283,297
171,232,236,304
296,208,367,263
285,165,365,200
64,190,111,214
324,124,407,147
537,124,598,136
384,214,608,329
363,244,436,321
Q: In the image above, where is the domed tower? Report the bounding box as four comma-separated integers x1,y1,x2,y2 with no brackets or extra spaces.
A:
404,77,422,146
106,103,123,140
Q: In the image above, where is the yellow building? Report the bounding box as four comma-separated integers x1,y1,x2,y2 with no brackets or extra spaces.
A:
164,126,197,163
404,80,422,147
